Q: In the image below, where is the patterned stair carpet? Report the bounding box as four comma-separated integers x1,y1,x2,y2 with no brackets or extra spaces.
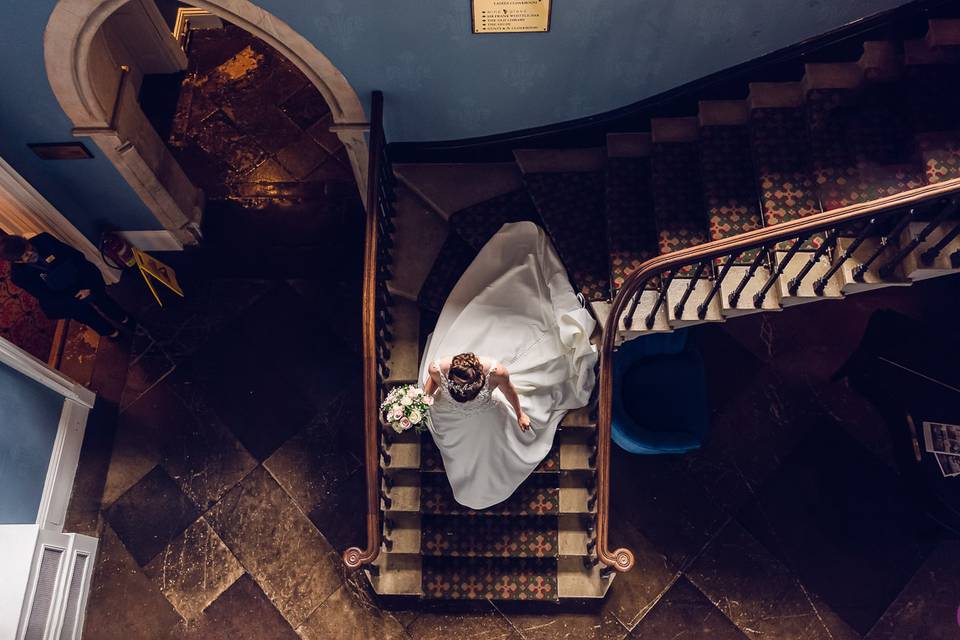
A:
419,433,561,600
605,155,658,289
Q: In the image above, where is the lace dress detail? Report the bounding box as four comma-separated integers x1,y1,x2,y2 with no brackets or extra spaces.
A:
433,359,496,417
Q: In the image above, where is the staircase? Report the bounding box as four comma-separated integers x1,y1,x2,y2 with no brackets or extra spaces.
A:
348,19,960,600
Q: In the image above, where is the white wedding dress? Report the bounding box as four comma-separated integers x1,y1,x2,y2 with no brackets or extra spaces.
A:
418,222,598,509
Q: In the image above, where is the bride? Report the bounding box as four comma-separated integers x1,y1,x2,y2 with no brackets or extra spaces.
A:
418,221,598,510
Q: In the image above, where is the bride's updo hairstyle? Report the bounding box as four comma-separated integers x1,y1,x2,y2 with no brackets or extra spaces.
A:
448,353,485,403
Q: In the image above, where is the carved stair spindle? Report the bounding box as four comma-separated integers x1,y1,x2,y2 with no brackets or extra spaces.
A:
880,200,958,276
600,566,616,579
788,232,837,295
921,220,960,264
852,209,916,281
583,555,600,568
699,252,740,318
728,248,766,308
755,234,808,307
380,489,392,510
645,270,678,329
672,260,709,318
622,284,645,329
814,217,880,294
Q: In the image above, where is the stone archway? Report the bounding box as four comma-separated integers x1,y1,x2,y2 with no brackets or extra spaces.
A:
44,0,369,247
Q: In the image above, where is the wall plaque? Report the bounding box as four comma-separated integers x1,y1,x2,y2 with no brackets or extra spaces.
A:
472,0,551,34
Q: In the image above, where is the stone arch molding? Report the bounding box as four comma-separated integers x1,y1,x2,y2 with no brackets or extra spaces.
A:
45,0,370,246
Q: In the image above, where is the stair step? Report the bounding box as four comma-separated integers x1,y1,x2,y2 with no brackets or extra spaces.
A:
421,515,559,558
417,233,477,314
387,187,449,302
605,137,658,291
802,62,864,92
925,19,960,49
560,405,596,429
774,249,844,306
559,475,595,515
559,442,594,471
859,41,902,82
450,189,540,251
368,553,422,595
651,139,710,257
382,470,420,513
421,473,559,517
698,100,749,126
421,435,560,474
520,156,611,300
904,62,960,184
558,557,613,599
384,429,421,469
383,512,421,554
748,81,803,109
720,264,783,317
558,514,591,556
650,117,698,143
590,297,671,344
383,298,420,385
393,162,524,220
835,236,912,295
898,220,960,279
666,276,724,327
422,556,558,601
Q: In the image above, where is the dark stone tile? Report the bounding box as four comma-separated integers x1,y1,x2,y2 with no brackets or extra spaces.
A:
83,525,183,639
144,518,244,621
307,467,366,553
739,422,937,635
223,104,302,154
405,600,522,640
275,136,331,180
297,584,411,640
505,606,629,640
279,83,331,130
190,110,267,175
171,574,299,640
186,24,254,75
306,113,343,153
609,449,729,569
205,466,343,627
120,337,176,411
866,540,960,640
105,466,202,567
629,577,747,640
305,155,356,183
686,520,857,640
102,385,169,508
63,399,119,536
59,321,99,386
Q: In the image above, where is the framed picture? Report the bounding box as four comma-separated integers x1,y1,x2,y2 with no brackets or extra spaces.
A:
28,142,94,160
472,0,551,34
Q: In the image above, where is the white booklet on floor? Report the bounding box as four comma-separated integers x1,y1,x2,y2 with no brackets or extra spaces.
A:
922,421,960,477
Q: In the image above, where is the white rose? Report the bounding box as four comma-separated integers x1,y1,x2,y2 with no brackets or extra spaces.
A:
406,387,418,397
408,409,422,424
400,396,412,406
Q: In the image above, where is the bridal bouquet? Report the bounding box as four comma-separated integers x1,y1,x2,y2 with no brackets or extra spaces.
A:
380,384,433,434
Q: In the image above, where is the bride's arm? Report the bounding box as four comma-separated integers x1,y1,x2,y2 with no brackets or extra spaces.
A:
424,361,440,396
490,364,531,431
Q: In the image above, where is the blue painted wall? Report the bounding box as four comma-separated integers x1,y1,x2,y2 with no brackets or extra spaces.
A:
0,362,64,524
0,0,904,241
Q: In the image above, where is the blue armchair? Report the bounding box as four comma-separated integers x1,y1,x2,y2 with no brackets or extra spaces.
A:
611,329,709,455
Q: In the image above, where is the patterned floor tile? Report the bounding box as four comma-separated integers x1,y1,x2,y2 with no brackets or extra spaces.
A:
144,518,244,621
650,142,710,262
104,465,202,567
605,157,658,289
421,515,559,558
700,125,764,265
422,557,558,601
205,465,343,628
629,577,748,639
524,172,611,300
450,189,540,250
420,473,559,517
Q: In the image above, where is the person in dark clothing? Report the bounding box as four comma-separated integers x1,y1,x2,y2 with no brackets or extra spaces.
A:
0,233,134,339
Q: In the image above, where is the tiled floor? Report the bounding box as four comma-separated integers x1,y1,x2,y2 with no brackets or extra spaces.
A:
66,252,960,640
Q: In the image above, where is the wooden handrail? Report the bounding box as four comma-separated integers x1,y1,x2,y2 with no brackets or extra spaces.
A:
344,91,385,570
595,175,960,572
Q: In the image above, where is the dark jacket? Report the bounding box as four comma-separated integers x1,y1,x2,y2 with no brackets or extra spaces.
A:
10,233,105,318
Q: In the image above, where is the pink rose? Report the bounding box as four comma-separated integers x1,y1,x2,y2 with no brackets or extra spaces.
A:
399,417,411,431
423,395,434,406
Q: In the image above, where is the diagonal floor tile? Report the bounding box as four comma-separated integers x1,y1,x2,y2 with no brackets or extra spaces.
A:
296,583,411,640
105,465,202,567
504,606,629,640
205,465,343,628
628,576,748,639
144,518,244,621
405,600,522,640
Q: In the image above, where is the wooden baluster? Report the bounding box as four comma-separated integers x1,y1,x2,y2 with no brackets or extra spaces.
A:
754,234,809,307
814,217,880,294
879,200,957,277
920,220,960,265
852,209,916,281
788,232,836,295
727,248,766,308
645,270,678,329
672,260,709,319
698,252,739,319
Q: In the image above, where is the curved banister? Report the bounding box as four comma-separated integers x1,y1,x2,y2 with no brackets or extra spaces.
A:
594,176,960,572
344,91,385,570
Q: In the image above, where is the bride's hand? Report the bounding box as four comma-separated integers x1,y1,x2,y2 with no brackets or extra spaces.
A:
518,412,531,431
